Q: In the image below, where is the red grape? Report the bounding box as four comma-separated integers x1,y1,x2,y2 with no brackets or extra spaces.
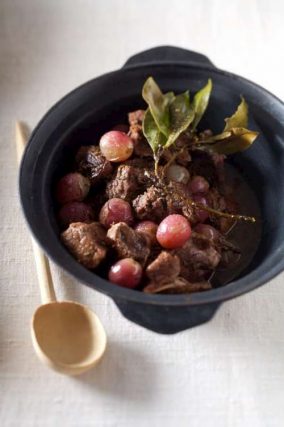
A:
108,258,142,288
99,198,133,228
135,221,158,245
56,173,90,205
189,175,210,194
58,202,94,228
194,224,220,241
192,195,209,223
99,131,134,162
166,164,190,184
156,214,191,249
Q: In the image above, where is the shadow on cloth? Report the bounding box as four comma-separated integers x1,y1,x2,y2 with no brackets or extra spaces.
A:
72,340,157,402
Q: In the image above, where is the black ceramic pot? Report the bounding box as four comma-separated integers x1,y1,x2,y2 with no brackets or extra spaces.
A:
20,46,284,334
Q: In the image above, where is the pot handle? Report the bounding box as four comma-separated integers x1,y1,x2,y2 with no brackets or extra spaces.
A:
113,298,221,334
123,45,216,68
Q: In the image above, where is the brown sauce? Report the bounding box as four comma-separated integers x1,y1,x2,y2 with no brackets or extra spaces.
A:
212,164,262,286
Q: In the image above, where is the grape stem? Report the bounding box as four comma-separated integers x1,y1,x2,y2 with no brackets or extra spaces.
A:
151,145,256,223
191,200,256,223
158,181,256,223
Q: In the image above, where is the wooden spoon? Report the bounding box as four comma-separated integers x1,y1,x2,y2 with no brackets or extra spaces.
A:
16,121,107,375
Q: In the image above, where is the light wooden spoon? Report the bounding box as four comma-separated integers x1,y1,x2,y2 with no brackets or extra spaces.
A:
16,121,107,375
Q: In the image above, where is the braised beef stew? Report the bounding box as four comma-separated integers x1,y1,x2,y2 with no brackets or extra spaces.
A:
54,78,261,294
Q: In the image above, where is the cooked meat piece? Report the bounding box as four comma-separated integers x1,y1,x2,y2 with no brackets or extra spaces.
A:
146,251,180,284
61,222,107,269
107,222,150,266
106,164,140,201
216,236,241,268
207,187,227,211
132,186,168,222
173,232,221,282
125,158,155,185
144,277,212,294
128,110,152,157
145,244,162,266
162,134,192,166
128,110,145,126
175,134,192,165
206,187,236,232
76,145,113,186
106,159,155,202
128,110,145,141
176,149,192,166
167,182,195,221
219,246,241,268
133,181,195,223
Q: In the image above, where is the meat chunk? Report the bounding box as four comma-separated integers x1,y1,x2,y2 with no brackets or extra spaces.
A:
126,158,155,186
207,187,227,212
162,134,192,166
61,222,107,269
173,232,221,281
106,164,140,201
174,134,192,165
132,186,168,222
128,110,145,126
144,277,212,294
128,110,144,143
106,161,155,202
128,110,152,157
206,187,237,232
107,222,150,266
145,244,162,266
133,182,195,223
76,145,113,186
216,237,241,268
146,251,180,284
167,182,195,221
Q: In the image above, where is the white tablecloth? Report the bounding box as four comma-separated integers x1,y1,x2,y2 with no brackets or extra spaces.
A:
1,1,284,426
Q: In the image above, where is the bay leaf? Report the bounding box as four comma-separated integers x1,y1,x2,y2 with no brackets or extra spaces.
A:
165,91,195,148
191,79,212,130
197,127,259,155
224,97,248,130
142,108,167,154
142,77,172,137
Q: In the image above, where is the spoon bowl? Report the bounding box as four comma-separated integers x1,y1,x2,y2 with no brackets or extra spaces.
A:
16,121,107,374
32,301,107,375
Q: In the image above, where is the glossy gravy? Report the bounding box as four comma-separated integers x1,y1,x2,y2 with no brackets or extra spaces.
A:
213,164,262,286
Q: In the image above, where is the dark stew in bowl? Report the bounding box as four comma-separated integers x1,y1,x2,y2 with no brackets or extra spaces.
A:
55,77,260,294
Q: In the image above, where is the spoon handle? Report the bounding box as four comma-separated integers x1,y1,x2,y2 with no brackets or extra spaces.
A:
16,121,56,304
30,240,56,304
